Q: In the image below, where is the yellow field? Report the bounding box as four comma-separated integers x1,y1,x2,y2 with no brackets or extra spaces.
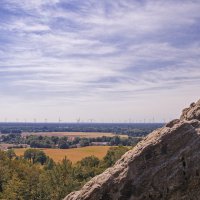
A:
21,132,128,138
14,146,111,163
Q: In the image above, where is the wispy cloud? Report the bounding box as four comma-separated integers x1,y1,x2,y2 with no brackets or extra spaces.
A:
0,0,200,121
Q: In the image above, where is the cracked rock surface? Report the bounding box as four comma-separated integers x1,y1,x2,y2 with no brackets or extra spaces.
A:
64,99,200,200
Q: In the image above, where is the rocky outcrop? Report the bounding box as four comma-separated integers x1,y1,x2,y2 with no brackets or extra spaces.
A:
65,99,200,200
180,100,200,121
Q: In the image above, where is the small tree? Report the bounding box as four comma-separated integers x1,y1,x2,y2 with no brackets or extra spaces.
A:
6,149,16,160
58,140,69,149
103,146,129,167
35,151,47,165
24,149,47,165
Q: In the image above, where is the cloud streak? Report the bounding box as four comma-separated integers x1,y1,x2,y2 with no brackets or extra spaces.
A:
0,0,200,121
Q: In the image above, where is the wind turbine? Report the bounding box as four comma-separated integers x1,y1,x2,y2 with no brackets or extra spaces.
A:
58,117,62,123
89,119,94,123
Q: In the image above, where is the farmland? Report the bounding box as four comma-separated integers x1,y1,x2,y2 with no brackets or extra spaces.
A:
14,146,112,163
21,131,128,138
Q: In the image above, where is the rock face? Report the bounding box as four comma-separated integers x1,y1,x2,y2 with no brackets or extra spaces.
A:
65,99,200,200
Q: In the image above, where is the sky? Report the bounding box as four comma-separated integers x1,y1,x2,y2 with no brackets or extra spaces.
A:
0,0,200,123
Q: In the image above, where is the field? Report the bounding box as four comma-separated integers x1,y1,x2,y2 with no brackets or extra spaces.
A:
14,146,111,163
21,131,128,138
0,143,15,150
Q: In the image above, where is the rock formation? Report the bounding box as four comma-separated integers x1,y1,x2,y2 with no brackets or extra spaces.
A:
65,99,200,200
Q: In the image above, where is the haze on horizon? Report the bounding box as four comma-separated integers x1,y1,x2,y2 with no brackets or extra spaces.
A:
0,0,199,123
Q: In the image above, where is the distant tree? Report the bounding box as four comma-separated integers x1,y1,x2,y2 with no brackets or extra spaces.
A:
79,156,100,168
1,173,24,200
45,158,79,199
24,149,47,165
51,136,59,145
110,136,121,146
72,137,80,145
103,146,129,167
24,149,34,163
79,139,89,147
6,149,16,160
58,140,69,149
35,150,47,165
44,157,55,170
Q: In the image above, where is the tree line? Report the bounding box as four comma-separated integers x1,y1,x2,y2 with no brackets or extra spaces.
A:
0,146,129,200
0,122,162,136
1,134,141,149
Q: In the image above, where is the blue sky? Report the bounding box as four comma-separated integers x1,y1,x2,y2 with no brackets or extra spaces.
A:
0,0,200,122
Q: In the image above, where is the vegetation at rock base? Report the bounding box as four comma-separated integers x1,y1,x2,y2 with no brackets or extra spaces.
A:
0,146,129,200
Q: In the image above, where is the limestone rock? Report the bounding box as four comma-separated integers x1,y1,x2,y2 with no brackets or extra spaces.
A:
180,100,200,121
65,99,200,200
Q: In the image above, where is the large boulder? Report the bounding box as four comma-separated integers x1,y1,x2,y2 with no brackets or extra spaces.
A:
65,99,200,200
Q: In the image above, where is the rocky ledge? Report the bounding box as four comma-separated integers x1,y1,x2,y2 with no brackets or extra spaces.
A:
65,99,200,200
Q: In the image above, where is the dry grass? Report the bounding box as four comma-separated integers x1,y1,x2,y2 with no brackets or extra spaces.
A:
21,132,127,138
14,146,111,163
